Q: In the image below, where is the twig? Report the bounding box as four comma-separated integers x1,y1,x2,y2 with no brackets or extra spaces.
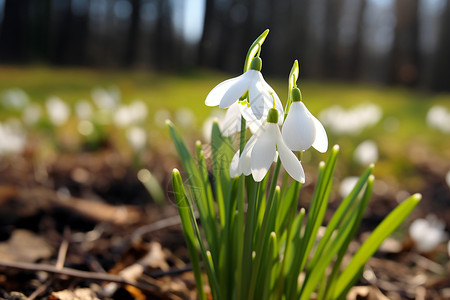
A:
0,260,160,293
28,277,54,300
56,227,70,269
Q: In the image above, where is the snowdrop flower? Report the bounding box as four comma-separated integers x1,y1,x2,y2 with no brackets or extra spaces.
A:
282,88,328,152
205,56,283,121
409,215,448,252
175,108,196,129
221,102,266,137
0,120,27,157
231,107,305,183
126,126,147,151
46,96,70,126
339,176,359,198
1,88,29,110
353,140,378,166
426,105,450,133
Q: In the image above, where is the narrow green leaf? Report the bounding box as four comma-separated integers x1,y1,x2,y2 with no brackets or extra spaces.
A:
333,193,421,298
243,29,270,72
171,169,206,300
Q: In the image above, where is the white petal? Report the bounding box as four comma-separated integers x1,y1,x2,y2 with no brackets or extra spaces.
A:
221,102,242,136
205,76,241,106
219,72,253,109
282,101,316,151
248,72,268,119
251,124,277,182
238,133,258,176
275,128,305,183
261,77,284,123
229,150,241,177
310,114,328,153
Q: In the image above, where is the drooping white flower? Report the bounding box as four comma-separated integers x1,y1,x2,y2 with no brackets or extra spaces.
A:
46,96,71,126
353,140,378,166
409,215,448,252
126,126,147,151
205,57,283,121
282,88,328,153
230,108,305,183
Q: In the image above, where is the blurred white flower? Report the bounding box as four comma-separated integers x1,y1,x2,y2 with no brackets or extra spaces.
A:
426,105,450,133
46,96,70,126
1,88,29,110
126,126,147,151
75,100,93,120
409,215,448,252
112,100,148,128
282,100,328,153
205,57,283,121
231,108,305,183
339,176,359,198
77,120,94,136
91,87,120,111
353,140,378,166
175,108,196,129
22,103,42,125
0,120,27,157
319,103,382,135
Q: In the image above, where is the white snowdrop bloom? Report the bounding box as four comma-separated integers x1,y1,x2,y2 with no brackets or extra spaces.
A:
129,100,148,123
126,126,147,151
353,140,378,166
426,105,450,133
205,57,283,120
78,120,94,136
113,105,133,127
91,87,120,111
175,107,196,129
319,103,382,135
282,88,328,152
230,108,305,183
220,102,267,137
0,120,27,157
22,103,42,125
75,100,93,120
339,176,359,198
154,109,171,128
409,215,448,252
46,96,71,126
1,88,29,110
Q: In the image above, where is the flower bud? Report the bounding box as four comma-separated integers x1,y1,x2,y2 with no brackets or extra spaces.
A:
250,57,262,71
267,108,278,123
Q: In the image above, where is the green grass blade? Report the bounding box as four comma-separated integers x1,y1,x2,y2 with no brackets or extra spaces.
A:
333,193,422,299
172,169,206,300
307,164,374,270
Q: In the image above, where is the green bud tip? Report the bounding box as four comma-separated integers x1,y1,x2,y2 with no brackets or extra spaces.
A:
267,108,279,123
250,57,262,71
291,87,302,102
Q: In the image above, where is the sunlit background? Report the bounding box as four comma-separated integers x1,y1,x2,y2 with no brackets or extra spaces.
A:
0,0,449,297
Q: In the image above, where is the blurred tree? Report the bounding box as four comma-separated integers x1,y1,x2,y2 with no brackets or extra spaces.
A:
389,0,419,86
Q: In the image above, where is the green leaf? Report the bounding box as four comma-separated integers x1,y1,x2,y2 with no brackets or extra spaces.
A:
243,29,270,72
333,193,421,298
171,169,206,300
